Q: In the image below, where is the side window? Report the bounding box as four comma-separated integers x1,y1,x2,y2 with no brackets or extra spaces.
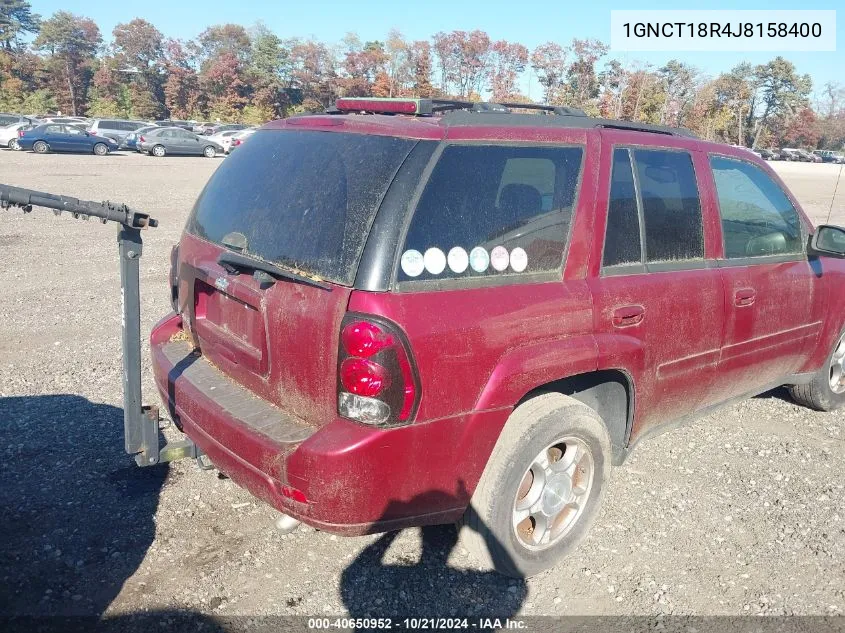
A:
602,148,642,268
65,126,84,136
45,125,62,134
633,149,704,263
709,156,803,258
399,144,584,282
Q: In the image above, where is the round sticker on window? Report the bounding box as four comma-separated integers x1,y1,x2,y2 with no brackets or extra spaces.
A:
401,249,424,277
469,247,490,273
447,247,469,274
490,246,509,272
423,247,446,275
509,247,528,273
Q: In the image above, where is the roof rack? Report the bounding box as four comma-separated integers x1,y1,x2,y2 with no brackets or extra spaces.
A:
328,97,697,138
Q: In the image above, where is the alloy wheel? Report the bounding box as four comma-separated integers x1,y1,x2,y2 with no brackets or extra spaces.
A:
512,436,595,550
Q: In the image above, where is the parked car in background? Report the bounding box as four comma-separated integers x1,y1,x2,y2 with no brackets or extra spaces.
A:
0,122,33,150
796,149,822,163
137,127,223,157
813,150,845,164
88,119,150,144
120,125,160,150
0,113,39,127
206,129,242,154
779,148,801,161
193,122,216,134
154,120,194,131
40,116,89,126
226,128,256,153
19,123,119,155
758,148,780,160
210,123,250,135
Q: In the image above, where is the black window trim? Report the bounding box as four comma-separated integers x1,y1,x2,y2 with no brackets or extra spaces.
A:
391,139,588,293
601,144,710,277
707,152,809,268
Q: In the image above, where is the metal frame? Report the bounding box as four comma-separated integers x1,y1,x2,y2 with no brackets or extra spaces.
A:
0,183,197,467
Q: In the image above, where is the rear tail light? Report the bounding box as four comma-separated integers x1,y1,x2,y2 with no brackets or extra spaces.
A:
18,130,24,138
139,135,145,142
337,314,419,427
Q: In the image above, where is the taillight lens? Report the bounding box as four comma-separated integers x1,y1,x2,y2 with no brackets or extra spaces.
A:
139,135,145,142
169,244,179,312
337,315,419,427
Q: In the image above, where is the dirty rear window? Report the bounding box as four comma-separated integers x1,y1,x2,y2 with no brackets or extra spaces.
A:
187,129,417,286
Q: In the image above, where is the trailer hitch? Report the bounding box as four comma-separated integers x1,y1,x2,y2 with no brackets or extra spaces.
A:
1,183,196,467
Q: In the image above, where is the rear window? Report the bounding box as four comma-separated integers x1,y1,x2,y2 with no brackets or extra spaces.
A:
399,144,583,282
187,130,417,286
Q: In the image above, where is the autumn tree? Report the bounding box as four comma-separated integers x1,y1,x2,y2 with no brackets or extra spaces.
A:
432,30,490,97
566,38,608,111
783,108,820,148
408,40,433,97
112,19,166,118
488,40,527,101
656,59,696,126
162,39,201,119
531,42,567,104
33,12,101,115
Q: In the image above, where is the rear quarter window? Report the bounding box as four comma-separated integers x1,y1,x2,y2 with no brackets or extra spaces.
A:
398,144,584,283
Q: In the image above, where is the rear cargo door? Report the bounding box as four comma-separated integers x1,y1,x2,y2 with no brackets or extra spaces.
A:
178,128,420,425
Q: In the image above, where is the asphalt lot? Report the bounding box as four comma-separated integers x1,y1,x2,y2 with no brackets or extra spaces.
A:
0,150,843,624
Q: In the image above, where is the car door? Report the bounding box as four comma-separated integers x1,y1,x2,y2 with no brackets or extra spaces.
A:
64,125,91,152
707,154,821,399
588,142,724,440
42,124,71,151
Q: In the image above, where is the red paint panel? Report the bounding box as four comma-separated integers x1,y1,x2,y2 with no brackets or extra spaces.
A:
348,281,595,421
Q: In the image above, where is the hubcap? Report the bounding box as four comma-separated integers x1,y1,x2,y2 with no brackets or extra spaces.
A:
830,334,845,394
512,437,594,550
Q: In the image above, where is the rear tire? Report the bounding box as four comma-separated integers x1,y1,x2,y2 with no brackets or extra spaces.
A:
151,145,166,157
93,142,108,156
457,392,611,578
789,329,845,412
33,140,48,154
203,145,216,158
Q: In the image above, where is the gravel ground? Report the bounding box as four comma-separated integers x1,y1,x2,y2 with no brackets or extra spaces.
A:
0,151,843,625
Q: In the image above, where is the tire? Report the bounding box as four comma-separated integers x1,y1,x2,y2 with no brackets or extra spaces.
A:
789,329,845,411
203,145,216,158
93,142,109,156
458,392,611,578
151,145,166,157
32,140,48,154
8,139,19,151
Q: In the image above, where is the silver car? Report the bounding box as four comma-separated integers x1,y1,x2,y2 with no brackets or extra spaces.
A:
137,127,224,157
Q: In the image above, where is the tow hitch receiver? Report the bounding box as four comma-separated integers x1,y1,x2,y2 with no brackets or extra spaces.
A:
1,183,196,467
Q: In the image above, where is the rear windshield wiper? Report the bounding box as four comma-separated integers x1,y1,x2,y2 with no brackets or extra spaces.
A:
217,250,332,292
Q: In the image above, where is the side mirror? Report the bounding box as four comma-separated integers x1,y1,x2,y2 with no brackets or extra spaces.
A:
810,225,845,258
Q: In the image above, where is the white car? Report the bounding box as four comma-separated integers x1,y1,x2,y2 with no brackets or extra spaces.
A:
0,122,33,150
206,130,243,154
227,128,256,153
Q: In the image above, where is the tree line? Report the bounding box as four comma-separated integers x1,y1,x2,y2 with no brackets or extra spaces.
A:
1,1,843,149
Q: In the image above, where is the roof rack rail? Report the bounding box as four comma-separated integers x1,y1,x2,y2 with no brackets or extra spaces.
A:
325,97,697,138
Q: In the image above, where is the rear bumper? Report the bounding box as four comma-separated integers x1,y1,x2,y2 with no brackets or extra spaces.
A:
150,313,510,535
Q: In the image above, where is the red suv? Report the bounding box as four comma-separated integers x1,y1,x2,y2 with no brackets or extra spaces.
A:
151,98,845,578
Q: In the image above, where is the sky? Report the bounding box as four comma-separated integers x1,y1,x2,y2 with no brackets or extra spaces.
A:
37,0,843,102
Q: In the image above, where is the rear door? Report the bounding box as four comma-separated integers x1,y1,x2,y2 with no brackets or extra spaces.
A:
177,128,422,424
44,125,70,151
707,154,820,398
588,142,724,439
